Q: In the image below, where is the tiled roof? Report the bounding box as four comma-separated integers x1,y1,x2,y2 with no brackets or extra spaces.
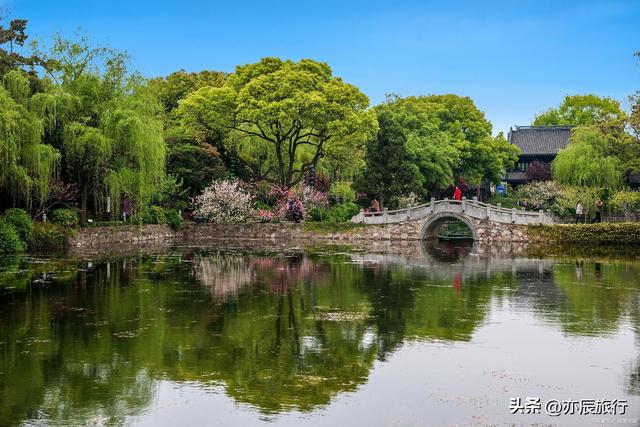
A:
508,126,573,156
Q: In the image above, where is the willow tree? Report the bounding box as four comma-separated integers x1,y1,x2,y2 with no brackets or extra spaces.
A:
178,57,377,188
552,127,623,188
0,70,60,210
32,35,165,222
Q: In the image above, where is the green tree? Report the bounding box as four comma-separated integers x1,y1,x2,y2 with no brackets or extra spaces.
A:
32,34,165,222
178,57,377,188
149,70,230,198
355,95,517,206
552,127,624,188
0,70,60,211
533,94,627,128
148,69,226,117
353,108,422,208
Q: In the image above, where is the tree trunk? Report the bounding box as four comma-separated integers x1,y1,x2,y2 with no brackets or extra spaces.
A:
81,182,88,225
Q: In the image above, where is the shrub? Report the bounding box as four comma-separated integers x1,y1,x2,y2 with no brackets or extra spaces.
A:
303,186,329,208
29,222,68,251
257,209,276,223
555,186,601,218
394,192,422,209
148,206,167,224
329,182,356,203
0,220,25,253
326,202,360,223
193,179,256,223
610,190,640,218
488,194,519,209
516,181,564,211
50,208,80,228
307,206,329,222
164,209,182,230
3,208,33,241
525,222,640,244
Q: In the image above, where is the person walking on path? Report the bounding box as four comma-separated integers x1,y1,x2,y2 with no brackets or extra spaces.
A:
591,199,603,223
575,201,584,223
370,199,380,213
453,186,462,201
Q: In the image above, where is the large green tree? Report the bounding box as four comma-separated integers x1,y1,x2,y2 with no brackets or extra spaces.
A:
533,94,627,128
178,57,377,188
552,127,624,188
353,108,423,208
149,70,230,200
0,70,60,211
32,34,166,222
355,95,517,205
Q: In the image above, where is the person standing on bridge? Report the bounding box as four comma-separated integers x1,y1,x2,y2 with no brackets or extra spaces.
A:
453,186,462,201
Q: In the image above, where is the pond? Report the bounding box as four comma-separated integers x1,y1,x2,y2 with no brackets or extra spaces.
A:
1,240,639,426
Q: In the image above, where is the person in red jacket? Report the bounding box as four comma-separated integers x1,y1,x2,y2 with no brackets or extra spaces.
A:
453,186,462,201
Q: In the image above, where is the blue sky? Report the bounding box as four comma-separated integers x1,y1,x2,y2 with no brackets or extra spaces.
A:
6,0,640,134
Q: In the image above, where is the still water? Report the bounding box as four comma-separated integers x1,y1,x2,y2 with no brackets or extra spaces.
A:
1,240,640,426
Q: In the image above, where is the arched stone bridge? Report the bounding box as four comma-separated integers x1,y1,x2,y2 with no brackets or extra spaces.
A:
350,198,555,242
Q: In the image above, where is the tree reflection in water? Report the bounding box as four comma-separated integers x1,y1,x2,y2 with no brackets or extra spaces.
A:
1,242,640,425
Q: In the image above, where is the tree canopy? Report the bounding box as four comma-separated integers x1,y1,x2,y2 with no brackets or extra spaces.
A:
552,127,624,188
178,57,377,188
533,94,627,128
355,95,518,206
31,34,166,222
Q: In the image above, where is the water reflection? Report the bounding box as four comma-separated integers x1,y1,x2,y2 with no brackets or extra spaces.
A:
1,241,640,425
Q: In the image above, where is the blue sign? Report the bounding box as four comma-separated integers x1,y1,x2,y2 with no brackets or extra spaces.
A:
495,185,506,195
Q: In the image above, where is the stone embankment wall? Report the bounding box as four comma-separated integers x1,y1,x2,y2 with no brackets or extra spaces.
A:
69,219,534,250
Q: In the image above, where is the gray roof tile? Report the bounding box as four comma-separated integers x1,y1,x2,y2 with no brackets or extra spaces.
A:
508,126,573,156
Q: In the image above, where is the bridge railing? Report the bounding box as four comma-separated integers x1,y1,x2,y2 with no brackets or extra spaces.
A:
351,197,554,225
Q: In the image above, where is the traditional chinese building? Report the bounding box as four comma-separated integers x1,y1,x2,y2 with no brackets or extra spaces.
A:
503,125,573,186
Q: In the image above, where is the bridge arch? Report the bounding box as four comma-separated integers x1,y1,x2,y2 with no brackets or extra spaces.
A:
420,211,478,241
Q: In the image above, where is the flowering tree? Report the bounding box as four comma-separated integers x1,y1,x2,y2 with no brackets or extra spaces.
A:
303,186,329,208
193,179,255,223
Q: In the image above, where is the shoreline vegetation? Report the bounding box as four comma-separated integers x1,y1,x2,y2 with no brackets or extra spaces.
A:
0,19,639,255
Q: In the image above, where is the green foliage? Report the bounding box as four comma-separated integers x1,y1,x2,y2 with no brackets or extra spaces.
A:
515,181,602,217
148,69,226,116
552,127,624,188
0,72,61,210
393,192,422,209
143,206,166,225
3,208,33,241
354,107,422,207
488,194,519,209
307,206,329,222
610,190,640,217
50,208,79,228
165,130,227,201
0,220,25,253
178,57,377,188
516,181,564,211
526,222,640,244
329,182,356,203
32,34,166,223
533,94,627,127
326,202,360,223
164,209,182,231
28,222,68,250
355,95,518,206
554,185,601,218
